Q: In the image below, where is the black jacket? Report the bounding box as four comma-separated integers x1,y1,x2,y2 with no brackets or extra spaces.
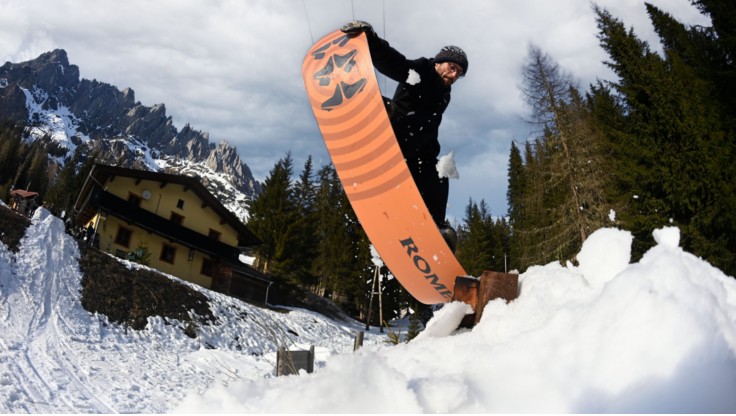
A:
366,35,451,161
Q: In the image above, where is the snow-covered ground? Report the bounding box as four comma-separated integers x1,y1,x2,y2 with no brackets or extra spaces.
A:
0,208,385,413
1,207,735,413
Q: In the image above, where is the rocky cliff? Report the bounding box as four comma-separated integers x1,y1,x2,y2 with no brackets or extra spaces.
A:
0,49,261,220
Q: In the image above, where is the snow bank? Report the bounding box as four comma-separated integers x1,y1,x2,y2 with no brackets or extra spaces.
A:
176,227,736,413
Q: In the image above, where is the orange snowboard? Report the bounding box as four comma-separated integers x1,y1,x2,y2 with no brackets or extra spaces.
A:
302,30,467,304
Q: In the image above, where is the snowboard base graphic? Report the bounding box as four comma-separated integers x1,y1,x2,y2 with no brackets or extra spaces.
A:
302,30,467,304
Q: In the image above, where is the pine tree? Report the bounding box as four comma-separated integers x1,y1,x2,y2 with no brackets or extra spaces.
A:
563,87,610,230
456,199,494,276
44,147,84,215
511,140,548,269
688,0,736,116
646,2,736,274
310,164,373,315
455,198,511,275
246,153,298,278
340,189,372,316
593,5,736,273
512,45,609,270
492,217,511,273
593,6,681,257
289,156,318,287
0,122,24,200
25,144,50,198
506,142,526,271
588,80,633,223
506,142,525,221
312,165,345,296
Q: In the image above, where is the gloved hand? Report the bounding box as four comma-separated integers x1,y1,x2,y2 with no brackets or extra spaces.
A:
341,21,374,37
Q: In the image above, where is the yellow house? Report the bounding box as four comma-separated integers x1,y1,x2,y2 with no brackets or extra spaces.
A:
73,163,271,304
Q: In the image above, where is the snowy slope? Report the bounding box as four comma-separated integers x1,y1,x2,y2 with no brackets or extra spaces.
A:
1,207,736,413
0,208,384,413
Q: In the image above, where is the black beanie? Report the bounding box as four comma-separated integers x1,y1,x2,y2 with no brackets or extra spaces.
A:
434,46,468,76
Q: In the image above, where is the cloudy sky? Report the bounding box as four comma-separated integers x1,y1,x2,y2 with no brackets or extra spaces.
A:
0,0,709,222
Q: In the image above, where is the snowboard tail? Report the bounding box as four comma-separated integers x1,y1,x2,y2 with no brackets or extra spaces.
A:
302,30,466,304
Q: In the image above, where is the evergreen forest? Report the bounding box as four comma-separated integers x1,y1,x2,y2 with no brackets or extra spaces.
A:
508,1,735,276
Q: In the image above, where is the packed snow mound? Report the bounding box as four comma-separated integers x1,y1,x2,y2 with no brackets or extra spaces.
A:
177,227,736,413
413,301,473,341
576,227,632,288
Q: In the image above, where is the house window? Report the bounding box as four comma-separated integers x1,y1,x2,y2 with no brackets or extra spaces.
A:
128,193,142,206
176,199,185,209
170,212,184,225
208,229,221,240
114,226,132,248
201,258,215,277
160,243,176,264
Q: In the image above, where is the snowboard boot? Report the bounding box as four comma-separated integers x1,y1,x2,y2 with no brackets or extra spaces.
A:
439,223,457,253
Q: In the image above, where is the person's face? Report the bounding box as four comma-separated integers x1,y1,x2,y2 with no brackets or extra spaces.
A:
434,62,464,86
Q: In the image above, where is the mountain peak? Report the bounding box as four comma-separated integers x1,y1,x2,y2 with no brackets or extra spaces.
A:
41,49,70,67
0,50,262,217
12,48,73,73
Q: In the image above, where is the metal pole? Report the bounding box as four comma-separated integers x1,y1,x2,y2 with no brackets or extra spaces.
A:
365,265,378,330
378,268,384,333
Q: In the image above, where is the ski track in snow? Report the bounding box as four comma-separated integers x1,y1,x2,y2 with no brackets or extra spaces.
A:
0,211,118,412
0,209,384,413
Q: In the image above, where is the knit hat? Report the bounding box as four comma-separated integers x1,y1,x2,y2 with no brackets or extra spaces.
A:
434,46,468,76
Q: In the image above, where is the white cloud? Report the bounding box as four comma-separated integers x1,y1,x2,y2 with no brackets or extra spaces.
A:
0,0,710,220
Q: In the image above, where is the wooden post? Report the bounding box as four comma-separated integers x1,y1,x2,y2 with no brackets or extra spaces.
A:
276,346,315,376
451,270,519,328
354,331,364,351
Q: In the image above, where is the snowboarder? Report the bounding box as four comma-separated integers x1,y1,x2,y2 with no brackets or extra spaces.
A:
341,21,467,251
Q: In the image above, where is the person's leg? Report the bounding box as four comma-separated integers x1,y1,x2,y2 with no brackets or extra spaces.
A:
407,158,448,228
406,158,456,252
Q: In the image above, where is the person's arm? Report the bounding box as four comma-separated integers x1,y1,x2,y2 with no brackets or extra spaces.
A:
341,21,412,83
366,35,413,83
